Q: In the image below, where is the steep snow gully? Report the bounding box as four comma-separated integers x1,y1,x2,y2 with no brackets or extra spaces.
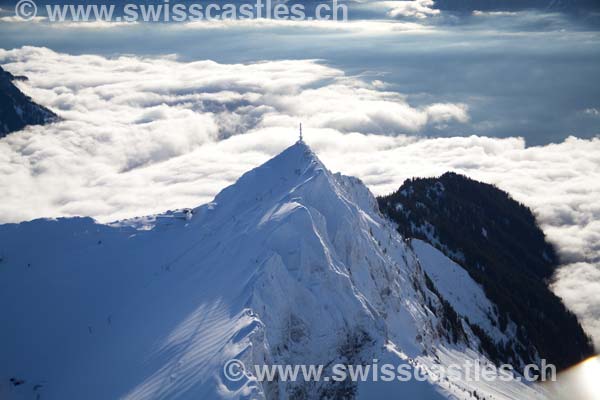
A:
1,141,549,399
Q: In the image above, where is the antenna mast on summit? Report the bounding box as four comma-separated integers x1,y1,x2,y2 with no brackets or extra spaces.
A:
299,123,303,142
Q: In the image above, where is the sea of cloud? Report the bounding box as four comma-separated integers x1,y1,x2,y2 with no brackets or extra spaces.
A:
0,47,598,349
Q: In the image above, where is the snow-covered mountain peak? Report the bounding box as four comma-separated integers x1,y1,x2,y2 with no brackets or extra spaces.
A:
0,143,549,400
208,141,326,210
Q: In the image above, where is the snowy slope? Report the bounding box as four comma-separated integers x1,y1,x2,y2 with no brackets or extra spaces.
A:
412,239,510,345
0,141,547,399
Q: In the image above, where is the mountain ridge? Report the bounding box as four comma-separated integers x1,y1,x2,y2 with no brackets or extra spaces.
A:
0,142,554,399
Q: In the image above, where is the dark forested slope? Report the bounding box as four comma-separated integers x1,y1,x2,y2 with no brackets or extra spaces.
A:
0,66,57,137
378,172,593,370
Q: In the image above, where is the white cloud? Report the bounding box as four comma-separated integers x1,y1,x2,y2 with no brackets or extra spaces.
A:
51,20,139,28
472,11,520,17
179,18,432,33
0,12,434,35
377,0,440,19
0,46,468,221
0,16,47,23
552,262,600,349
0,47,598,349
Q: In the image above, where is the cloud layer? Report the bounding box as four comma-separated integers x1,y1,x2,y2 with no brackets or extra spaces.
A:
0,47,598,349
379,0,440,19
0,46,468,219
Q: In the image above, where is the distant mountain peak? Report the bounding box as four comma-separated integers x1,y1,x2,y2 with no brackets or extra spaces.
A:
0,65,58,138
